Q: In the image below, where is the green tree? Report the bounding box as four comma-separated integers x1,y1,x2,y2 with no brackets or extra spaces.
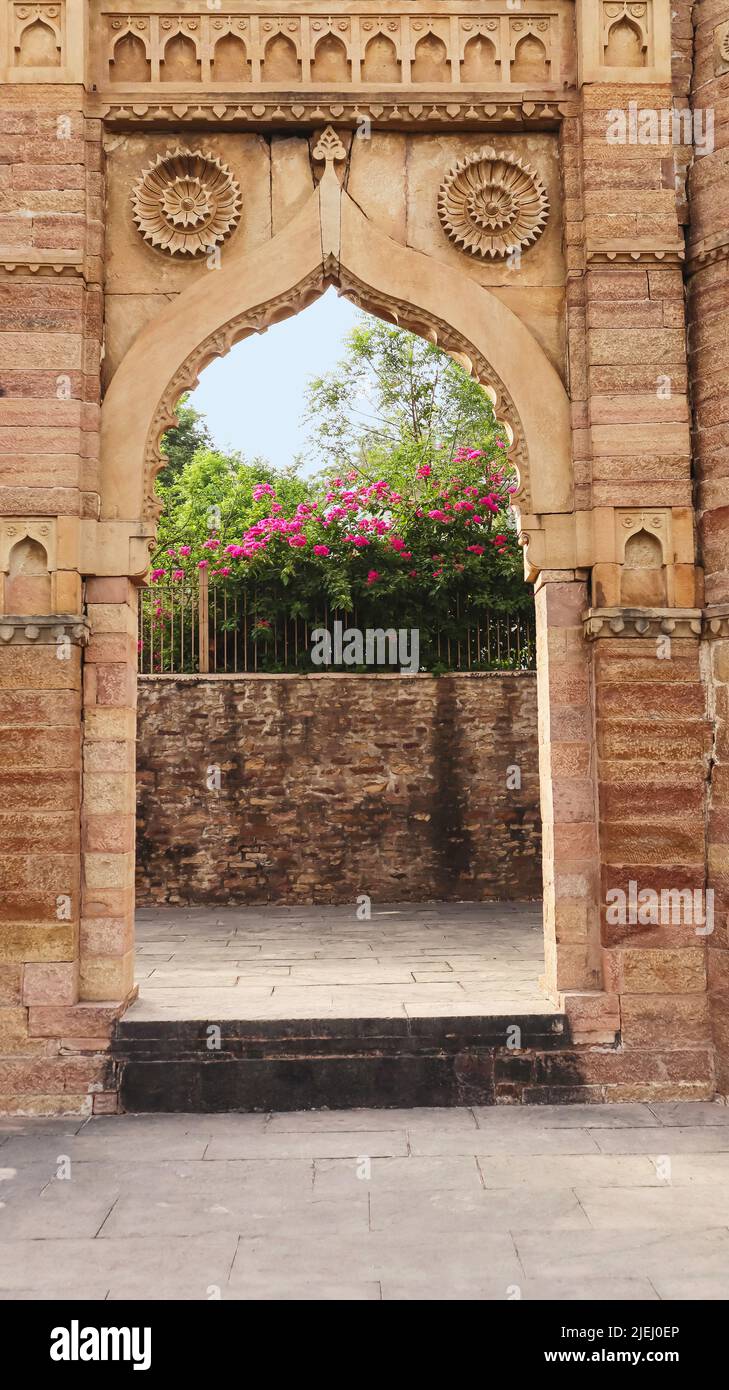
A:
156,395,213,488
304,315,502,491
154,446,310,562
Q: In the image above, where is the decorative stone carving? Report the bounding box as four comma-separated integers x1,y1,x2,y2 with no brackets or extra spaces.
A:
714,20,729,77
0,615,89,646
437,148,549,260
583,607,702,641
131,148,242,257
93,7,568,92
703,606,729,640
312,125,347,164
98,98,567,131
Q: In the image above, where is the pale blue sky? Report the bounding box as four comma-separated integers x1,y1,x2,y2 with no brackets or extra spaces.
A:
189,287,361,473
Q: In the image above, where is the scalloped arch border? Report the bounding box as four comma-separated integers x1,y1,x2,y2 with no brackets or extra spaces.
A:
140,265,529,523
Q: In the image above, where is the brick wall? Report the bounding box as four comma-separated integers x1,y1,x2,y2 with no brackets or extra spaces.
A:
135,672,542,906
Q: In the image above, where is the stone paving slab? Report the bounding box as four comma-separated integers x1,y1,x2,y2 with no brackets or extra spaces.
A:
129,902,550,1022
3,1102,729,1298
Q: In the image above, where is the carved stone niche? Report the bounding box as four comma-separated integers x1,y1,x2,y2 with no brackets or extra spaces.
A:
0,519,56,616
590,508,698,610
5,0,85,83
576,0,671,85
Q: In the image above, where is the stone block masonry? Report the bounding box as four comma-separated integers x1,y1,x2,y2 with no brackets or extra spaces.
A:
135,672,542,907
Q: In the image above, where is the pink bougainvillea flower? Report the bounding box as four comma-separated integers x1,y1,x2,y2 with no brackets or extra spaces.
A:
493,534,507,545
432,568,443,578
427,509,448,521
313,544,330,557
408,569,418,578
197,559,208,569
202,538,219,550
178,545,191,556
466,449,483,459
416,465,432,478
467,544,486,555
166,548,177,557
366,569,380,585
389,536,407,551
171,569,185,581
252,483,276,500
288,535,307,547
150,568,166,581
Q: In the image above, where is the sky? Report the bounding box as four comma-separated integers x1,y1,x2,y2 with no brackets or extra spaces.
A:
189,287,361,473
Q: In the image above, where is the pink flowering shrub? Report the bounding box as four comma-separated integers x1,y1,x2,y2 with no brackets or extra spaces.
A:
147,440,531,671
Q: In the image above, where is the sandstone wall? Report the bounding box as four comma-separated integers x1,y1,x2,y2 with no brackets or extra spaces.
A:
135,672,542,906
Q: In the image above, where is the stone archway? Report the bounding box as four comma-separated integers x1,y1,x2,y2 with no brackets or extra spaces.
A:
100,145,573,533
1,1,720,1113
90,138,598,1034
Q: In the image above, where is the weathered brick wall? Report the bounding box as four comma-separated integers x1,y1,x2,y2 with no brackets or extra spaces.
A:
135,672,542,906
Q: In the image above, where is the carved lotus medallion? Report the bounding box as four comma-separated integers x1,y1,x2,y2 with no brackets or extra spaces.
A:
132,149,242,257
438,148,549,260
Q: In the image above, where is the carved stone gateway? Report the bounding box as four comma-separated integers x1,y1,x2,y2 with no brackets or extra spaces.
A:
1,0,728,1112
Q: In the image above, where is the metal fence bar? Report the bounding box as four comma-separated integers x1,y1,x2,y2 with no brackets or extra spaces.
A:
139,578,536,675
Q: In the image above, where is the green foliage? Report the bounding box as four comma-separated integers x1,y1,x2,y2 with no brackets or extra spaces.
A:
305,316,501,489
147,318,534,673
156,396,212,488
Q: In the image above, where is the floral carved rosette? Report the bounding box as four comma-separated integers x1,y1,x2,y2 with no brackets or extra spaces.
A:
132,149,242,257
438,148,549,260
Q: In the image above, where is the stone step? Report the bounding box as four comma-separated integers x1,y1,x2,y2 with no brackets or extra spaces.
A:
111,1012,576,1112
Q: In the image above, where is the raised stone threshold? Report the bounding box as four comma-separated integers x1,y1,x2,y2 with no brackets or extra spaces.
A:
109,1011,612,1112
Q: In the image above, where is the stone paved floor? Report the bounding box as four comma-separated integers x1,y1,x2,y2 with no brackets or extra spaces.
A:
2,1103,729,1299
130,901,550,1021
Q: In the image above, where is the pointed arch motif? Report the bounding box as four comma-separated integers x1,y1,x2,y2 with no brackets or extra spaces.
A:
100,180,572,563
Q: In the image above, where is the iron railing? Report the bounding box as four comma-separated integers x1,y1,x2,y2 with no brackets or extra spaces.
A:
138,570,536,675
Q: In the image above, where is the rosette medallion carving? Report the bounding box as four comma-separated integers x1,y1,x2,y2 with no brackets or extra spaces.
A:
132,148,242,257
438,148,549,260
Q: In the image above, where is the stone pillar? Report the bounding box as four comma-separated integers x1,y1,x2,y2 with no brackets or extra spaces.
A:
80,579,139,1005
535,571,601,996
589,614,713,1086
688,2,729,1095
0,624,82,1107
0,15,122,1111
704,617,729,1094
